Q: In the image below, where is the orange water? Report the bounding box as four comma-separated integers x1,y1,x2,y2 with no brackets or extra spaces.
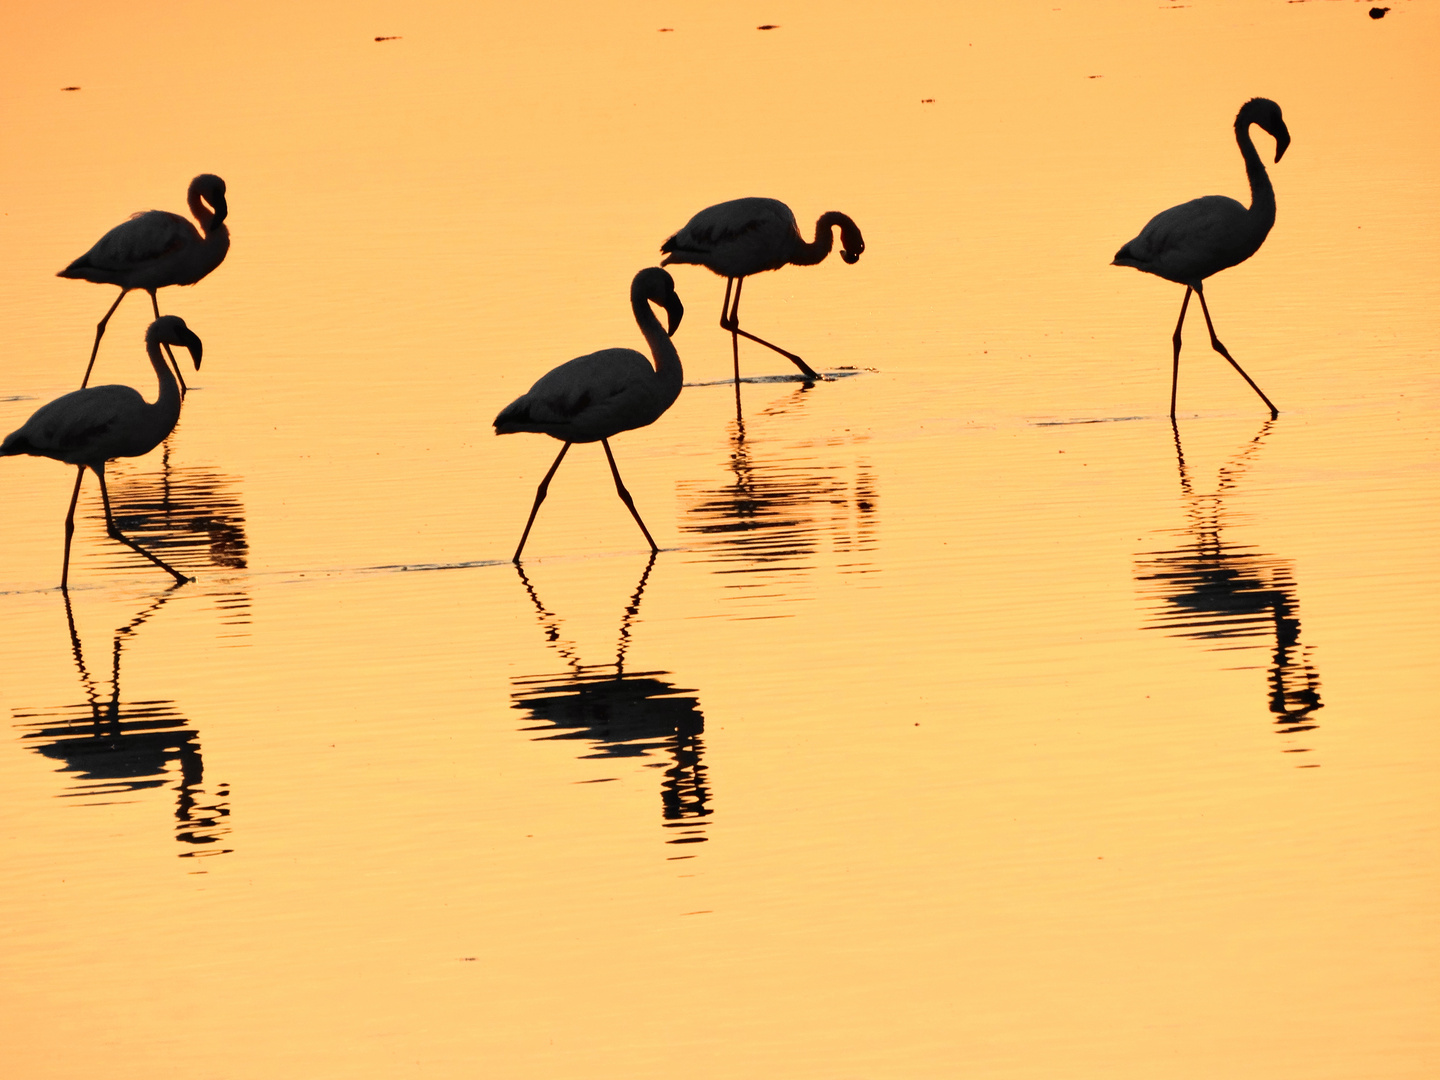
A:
1,2,1437,1077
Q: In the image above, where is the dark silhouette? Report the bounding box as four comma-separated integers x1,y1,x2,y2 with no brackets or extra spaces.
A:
13,591,233,857
59,175,228,390
1114,99,1289,418
1135,421,1323,751
661,197,864,385
510,555,712,845
1,317,203,587
495,268,685,562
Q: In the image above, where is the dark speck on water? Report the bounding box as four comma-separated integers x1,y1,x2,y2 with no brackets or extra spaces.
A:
1369,6,1389,17
920,98,935,104
374,35,402,42
658,28,675,32
60,86,80,91
757,25,779,30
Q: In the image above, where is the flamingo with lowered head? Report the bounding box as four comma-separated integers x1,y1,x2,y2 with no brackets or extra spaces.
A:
495,267,685,563
1,316,204,588
660,197,863,382
1113,98,1290,418
60,174,228,392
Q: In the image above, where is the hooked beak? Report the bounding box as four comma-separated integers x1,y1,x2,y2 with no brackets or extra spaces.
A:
211,194,229,225
841,249,861,265
1273,130,1290,162
662,293,684,337
179,328,204,369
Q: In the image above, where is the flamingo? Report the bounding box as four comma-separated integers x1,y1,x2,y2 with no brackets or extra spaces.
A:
1,316,204,588
495,267,685,563
659,197,863,382
1113,99,1289,419
59,174,228,393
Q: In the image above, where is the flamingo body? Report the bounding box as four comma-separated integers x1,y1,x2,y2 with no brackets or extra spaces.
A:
660,197,863,381
2,316,204,587
495,268,685,561
60,174,228,388
1113,98,1289,418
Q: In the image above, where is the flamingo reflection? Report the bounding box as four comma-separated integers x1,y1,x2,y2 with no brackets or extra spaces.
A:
510,555,712,845
679,393,879,607
12,591,232,856
1135,421,1322,751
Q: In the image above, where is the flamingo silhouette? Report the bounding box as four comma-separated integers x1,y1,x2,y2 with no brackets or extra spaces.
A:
59,174,228,392
1,316,204,588
660,197,863,383
495,267,685,562
1113,99,1289,418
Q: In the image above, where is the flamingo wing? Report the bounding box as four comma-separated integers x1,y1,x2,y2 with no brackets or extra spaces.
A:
64,210,200,275
661,198,799,274
1114,195,1256,282
1,386,147,464
495,349,665,441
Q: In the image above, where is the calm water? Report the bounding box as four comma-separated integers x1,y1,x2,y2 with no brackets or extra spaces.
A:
1,2,1437,1077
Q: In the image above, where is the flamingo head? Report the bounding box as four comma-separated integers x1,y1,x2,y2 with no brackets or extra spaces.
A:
189,174,229,225
832,213,865,264
149,315,204,370
636,266,684,336
1239,98,1290,163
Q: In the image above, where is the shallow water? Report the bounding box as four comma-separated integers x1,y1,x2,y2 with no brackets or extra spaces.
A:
1,2,1437,1077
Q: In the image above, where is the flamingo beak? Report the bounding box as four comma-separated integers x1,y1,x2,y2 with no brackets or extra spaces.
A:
663,293,684,337
180,329,204,369
841,250,860,265
1273,129,1291,163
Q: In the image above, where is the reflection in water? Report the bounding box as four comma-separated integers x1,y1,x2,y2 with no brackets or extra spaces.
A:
510,556,711,845
1135,422,1322,753
679,390,879,607
12,591,233,857
102,442,251,635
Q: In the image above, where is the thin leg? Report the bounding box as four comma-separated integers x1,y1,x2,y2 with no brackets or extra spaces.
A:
81,290,129,388
95,465,190,584
148,290,187,397
1194,286,1278,418
720,277,742,387
724,277,821,381
60,466,86,589
513,442,571,563
602,439,658,553
1169,286,1193,419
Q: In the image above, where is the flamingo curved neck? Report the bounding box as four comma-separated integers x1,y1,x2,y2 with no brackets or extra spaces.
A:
790,214,840,266
1236,118,1275,224
631,285,682,397
145,335,184,417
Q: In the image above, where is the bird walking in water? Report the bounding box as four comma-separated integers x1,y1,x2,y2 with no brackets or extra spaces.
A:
660,197,863,383
2,316,204,588
495,267,685,562
1113,99,1289,418
59,174,228,392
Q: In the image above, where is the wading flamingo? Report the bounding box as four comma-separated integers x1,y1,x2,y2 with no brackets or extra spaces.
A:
60,174,228,392
2,316,204,588
1113,99,1289,419
660,198,863,382
495,267,685,562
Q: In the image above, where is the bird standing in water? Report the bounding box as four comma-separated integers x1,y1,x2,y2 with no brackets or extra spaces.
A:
1113,98,1289,418
660,197,863,383
1,316,204,588
495,267,685,562
59,174,228,392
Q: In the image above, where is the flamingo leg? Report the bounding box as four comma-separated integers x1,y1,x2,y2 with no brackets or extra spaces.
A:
60,466,86,590
722,277,821,381
602,438,658,553
81,289,131,388
719,277,742,387
1194,285,1279,418
95,465,190,584
1169,287,1193,419
148,290,188,398
513,442,571,563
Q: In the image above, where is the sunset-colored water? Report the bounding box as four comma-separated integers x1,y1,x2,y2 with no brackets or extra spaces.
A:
1,2,1436,1077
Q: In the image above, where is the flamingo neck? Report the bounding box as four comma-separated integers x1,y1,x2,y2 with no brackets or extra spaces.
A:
790,213,842,266
145,335,183,419
188,191,228,237
631,283,682,401
1236,118,1276,225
